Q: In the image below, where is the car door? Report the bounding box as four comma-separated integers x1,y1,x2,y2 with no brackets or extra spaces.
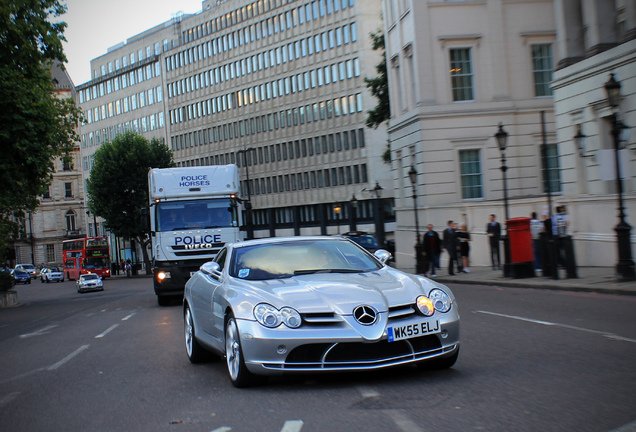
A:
208,248,229,345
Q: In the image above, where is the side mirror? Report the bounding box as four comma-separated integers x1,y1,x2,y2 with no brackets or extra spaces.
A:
374,249,392,265
140,207,149,232
200,261,221,276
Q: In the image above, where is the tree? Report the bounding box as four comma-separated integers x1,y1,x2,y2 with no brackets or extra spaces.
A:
0,0,82,261
86,132,174,274
364,30,391,163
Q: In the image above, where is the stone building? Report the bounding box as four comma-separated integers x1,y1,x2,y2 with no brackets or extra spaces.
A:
383,0,559,271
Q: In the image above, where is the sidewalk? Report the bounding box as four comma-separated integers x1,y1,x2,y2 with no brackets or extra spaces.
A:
429,266,636,296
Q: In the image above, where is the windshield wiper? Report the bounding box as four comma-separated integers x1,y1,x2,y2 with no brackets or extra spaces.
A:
293,268,363,275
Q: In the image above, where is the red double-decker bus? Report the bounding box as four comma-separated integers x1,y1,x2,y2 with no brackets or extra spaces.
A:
62,237,111,280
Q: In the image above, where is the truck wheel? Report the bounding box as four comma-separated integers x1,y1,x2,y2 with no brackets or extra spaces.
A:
157,296,171,307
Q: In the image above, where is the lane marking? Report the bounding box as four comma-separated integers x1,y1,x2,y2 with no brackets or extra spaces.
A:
0,392,21,408
122,313,136,321
386,410,425,432
475,310,636,343
281,420,303,432
47,345,89,370
19,324,58,339
609,419,636,432
95,324,119,339
357,386,380,398
210,428,231,432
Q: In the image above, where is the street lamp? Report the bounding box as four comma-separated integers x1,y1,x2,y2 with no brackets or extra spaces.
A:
349,194,358,232
408,166,424,274
371,182,385,247
604,73,635,281
333,204,342,234
495,124,511,276
236,147,256,239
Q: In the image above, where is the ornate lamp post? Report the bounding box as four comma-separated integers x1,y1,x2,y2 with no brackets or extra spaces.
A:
495,124,512,276
408,166,424,274
604,73,635,281
371,182,385,247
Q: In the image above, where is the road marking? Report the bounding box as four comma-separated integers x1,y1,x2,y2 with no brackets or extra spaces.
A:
609,419,636,432
210,428,231,432
0,392,21,408
47,345,89,370
357,385,380,398
281,420,303,432
122,313,136,321
95,324,119,338
19,324,58,339
386,410,425,432
475,310,636,343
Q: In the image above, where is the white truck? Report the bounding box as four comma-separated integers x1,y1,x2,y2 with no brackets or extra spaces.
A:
145,165,245,305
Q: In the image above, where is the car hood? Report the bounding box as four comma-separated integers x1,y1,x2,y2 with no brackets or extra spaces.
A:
236,267,434,316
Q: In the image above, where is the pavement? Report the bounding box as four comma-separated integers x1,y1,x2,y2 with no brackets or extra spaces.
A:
428,265,636,296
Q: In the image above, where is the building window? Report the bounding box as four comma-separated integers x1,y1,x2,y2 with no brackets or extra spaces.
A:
459,149,482,199
531,44,553,97
46,244,55,263
65,182,73,198
65,210,76,232
450,48,474,101
542,143,562,193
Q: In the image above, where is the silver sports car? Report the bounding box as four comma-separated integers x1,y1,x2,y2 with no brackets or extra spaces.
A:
183,236,460,387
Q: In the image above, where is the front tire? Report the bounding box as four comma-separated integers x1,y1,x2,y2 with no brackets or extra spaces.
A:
225,314,262,388
184,305,211,363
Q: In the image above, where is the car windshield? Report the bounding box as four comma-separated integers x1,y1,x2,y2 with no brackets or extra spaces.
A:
13,270,27,276
20,264,35,270
50,268,61,272
82,274,99,280
157,198,237,232
230,239,382,281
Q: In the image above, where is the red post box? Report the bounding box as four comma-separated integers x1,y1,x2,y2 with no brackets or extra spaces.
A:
506,217,535,278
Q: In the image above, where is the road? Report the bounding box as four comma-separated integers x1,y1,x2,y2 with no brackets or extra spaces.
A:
0,276,635,432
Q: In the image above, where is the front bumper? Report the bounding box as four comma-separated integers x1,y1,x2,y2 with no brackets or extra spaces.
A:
78,283,103,292
235,311,460,375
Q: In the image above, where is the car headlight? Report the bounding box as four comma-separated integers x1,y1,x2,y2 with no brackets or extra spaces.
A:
254,303,301,328
416,296,435,316
157,271,171,281
429,288,452,313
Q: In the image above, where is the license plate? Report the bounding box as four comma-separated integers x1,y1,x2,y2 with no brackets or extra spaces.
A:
387,319,440,342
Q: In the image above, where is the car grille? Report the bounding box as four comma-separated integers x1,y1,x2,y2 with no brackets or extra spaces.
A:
263,335,455,371
301,302,418,327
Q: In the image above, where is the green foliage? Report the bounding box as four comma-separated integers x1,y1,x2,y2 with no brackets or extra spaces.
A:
0,271,15,292
86,132,174,241
0,0,82,260
364,30,390,130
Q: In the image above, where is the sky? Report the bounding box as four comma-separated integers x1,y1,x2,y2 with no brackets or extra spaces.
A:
60,0,204,86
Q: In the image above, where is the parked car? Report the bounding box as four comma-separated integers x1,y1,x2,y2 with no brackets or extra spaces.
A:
76,273,103,293
11,269,31,285
342,231,380,253
40,267,64,283
184,236,460,387
15,263,37,279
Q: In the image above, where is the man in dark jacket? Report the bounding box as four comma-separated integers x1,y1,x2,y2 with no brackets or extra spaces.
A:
442,221,458,276
486,214,501,270
422,224,442,277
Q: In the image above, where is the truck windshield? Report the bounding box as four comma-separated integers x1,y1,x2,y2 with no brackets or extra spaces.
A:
157,198,236,232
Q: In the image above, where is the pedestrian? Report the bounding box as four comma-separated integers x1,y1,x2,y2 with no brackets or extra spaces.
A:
486,214,501,270
442,220,459,276
552,205,570,268
530,212,543,271
422,224,441,277
457,223,471,273
125,259,132,278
